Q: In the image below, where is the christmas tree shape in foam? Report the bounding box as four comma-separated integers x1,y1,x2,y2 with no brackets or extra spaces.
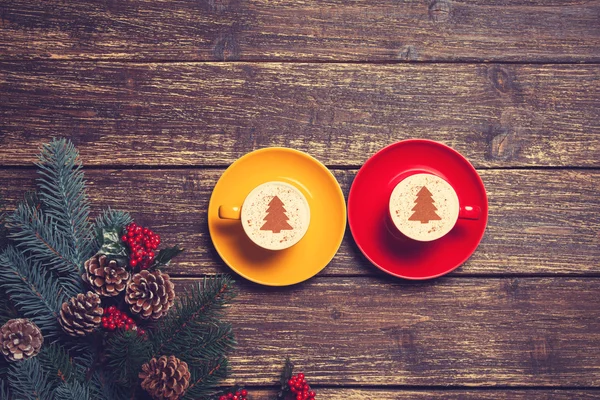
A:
260,195,294,233
408,186,442,224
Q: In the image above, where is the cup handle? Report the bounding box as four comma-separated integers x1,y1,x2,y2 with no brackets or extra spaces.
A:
218,205,241,220
458,205,481,220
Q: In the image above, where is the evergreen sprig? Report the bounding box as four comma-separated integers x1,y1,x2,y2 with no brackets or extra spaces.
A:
150,275,237,356
35,138,94,267
7,200,83,296
92,208,132,253
105,330,153,389
36,343,82,387
183,357,231,400
0,246,65,338
7,357,53,400
53,381,90,400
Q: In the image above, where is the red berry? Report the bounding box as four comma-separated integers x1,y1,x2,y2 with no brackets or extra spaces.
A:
241,390,248,397
220,397,226,400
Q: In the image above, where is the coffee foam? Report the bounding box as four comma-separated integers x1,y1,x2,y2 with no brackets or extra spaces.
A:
389,174,459,241
241,181,310,250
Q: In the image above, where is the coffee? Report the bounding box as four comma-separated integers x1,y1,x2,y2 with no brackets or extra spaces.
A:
241,181,310,250
389,173,459,241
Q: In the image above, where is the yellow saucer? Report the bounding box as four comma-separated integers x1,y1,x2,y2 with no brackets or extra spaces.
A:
208,148,346,286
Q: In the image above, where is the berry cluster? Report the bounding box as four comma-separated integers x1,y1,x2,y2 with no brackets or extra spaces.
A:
101,306,145,335
121,223,161,270
288,373,316,400
219,389,248,400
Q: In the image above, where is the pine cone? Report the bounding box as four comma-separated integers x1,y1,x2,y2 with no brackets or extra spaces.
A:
139,355,191,400
0,319,43,362
59,292,103,337
82,254,130,297
125,270,175,320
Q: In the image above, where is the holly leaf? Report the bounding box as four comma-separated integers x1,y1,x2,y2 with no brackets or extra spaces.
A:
277,357,294,399
148,245,184,271
97,228,128,264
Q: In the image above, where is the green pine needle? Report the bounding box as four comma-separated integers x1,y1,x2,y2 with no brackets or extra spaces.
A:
183,357,231,400
105,330,153,388
53,381,90,400
92,208,132,253
150,275,237,356
0,246,66,338
7,357,53,400
37,343,82,387
35,138,94,266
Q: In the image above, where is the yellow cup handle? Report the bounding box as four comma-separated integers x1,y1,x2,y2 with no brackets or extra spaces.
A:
218,205,241,220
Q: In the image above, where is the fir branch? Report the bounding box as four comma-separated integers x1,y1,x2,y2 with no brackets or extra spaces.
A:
182,357,230,400
92,208,132,253
53,381,90,400
89,369,129,400
277,357,295,399
37,343,83,387
35,138,94,266
7,199,83,296
0,287,18,326
0,246,66,338
0,379,9,400
163,324,235,365
105,330,152,388
151,275,237,355
0,195,8,251
7,357,53,400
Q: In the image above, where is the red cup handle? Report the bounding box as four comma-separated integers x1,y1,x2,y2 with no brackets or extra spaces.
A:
459,206,481,220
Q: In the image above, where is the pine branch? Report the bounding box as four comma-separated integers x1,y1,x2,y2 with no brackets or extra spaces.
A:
7,197,83,297
151,275,237,356
92,208,132,253
105,330,153,388
163,324,235,365
37,343,83,388
35,138,94,267
89,369,130,400
53,381,90,400
277,357,295,399
7,357,53,400
182,357,230,400
0,246,66,338
0,379,9,400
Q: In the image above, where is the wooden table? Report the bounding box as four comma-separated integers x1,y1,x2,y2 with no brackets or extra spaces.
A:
1,1,599,398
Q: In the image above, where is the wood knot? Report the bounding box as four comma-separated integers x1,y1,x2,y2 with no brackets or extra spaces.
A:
330,309,342,320
489,66,513,93
429,0,451,22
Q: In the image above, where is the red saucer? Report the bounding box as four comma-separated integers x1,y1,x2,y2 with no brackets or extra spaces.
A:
348,139,488,280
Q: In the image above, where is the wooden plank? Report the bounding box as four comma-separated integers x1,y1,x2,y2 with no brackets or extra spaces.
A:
246,389,600,399
213,277,600,385
0,63,599,168
1,169,598,276
0,0,599,61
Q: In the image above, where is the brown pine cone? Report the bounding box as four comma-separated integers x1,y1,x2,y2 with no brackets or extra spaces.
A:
125,270,175,320
139,355,191,400
82,254,130,297
0,319,43,362
59,292,104,337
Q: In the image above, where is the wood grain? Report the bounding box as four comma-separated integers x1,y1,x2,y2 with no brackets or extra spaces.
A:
1,168,597,276
246,389,600,399
0,0,599,61
0,62,598,168
210,277,600,385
